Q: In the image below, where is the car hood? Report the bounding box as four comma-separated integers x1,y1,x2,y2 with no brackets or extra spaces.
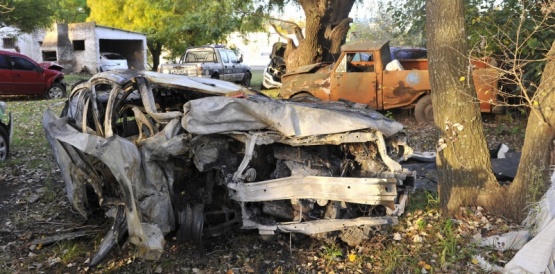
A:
39,62,64,71
282,62,332,77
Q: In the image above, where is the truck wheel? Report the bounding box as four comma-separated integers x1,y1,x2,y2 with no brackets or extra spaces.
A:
415,95,434,123
46,83,66,99
0,126,9,160
241,72,251,87
290,92,319,102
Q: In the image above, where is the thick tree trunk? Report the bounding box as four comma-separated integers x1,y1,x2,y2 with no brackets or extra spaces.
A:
497,41,555,221
283,0,355,70
426,0,499,216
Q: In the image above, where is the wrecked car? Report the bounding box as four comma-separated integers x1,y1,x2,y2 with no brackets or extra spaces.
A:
280,41,500,123
42,70,415,265
261,42,286,90
0,50,66,99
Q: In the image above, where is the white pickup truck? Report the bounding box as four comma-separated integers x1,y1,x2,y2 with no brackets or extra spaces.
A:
158,45,252,87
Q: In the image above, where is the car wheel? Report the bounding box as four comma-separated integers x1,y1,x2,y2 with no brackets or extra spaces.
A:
414,94,434,123
241,72,251,87
46,83,66,99
0,126,9,161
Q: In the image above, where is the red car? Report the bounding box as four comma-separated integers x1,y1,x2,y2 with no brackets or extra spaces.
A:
0,50,66,99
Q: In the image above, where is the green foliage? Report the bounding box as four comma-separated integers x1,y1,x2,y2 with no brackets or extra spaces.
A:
0,0,55,33
321,244,343,268
87,0,270,67
52,0,89,23
387,0,555,94
407,190,439,212
349,1,425,46
439,219,458,265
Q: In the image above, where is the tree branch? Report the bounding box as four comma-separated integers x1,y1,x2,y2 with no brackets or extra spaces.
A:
268,17,305,42
270,23,294,45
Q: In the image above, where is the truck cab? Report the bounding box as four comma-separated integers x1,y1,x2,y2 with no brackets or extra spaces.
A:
158,45,252,86
280,41,499,122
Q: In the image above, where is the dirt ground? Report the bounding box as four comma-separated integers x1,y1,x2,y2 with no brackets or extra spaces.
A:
0,109,527,273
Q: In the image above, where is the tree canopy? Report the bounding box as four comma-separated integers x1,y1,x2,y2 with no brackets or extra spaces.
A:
388,0,555,92
0,0,55,33
87,0,269,70
52,0,89,23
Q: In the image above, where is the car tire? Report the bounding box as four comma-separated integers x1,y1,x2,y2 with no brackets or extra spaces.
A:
241,72,252,87
414,94,434,124
0,125,9,161
46,83,66,99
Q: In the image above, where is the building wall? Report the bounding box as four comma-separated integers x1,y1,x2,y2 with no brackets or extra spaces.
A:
95,26,147,70
40,22,147,73
67,22,99,73
0,27,45,62
227,29,297,68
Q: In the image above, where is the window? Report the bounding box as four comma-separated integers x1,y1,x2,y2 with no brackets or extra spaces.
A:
183,50,215,63
227,50,238,63
0,55,9,69
2,38,16,49
11,56,38,71
345,52,375,73
220,51,229,63
73,40,85,51
42,51,57,62
335,55,347,73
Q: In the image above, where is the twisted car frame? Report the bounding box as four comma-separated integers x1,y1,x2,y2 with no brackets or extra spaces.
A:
42,70,414,265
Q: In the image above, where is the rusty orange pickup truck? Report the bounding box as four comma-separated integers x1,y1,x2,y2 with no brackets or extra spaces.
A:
280,41,500,123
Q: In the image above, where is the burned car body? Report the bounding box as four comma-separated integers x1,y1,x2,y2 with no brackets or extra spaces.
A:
42,70,414,264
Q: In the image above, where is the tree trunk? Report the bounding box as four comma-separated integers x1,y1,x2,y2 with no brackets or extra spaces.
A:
498,41,555,221
282,0,355,70
148,42,162,72
426,0,499,216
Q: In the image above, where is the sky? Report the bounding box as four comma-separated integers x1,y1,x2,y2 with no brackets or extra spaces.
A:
273,0,381,22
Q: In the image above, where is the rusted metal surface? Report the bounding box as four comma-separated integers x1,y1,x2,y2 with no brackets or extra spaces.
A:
381,69,430,109
43,70,415,265
473,68,500,113
281,41,499,113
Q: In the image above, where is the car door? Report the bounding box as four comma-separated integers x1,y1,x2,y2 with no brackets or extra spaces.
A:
329,51,378,109
9,55,45,95
218,50,233,81
0,54,14,95
226,50,243,82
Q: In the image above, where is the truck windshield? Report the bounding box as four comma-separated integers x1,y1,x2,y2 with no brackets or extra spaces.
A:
181,50,216,63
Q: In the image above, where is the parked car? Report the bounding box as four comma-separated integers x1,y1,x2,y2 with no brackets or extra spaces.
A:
0,101,12,160
0,50,66,99
99,52,129,71
43,70,414,266
158,45,252,87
